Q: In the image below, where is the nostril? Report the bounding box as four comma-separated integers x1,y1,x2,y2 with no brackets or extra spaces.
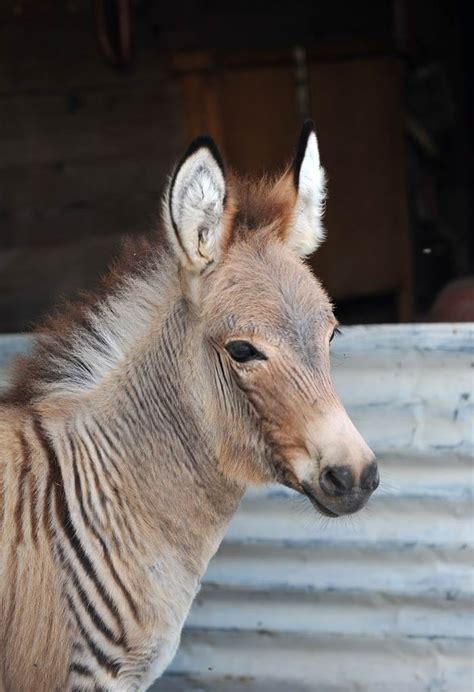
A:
360,461,380,492
320,465,354,497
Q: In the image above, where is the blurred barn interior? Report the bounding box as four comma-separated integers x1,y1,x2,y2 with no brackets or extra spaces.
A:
0,1,472,330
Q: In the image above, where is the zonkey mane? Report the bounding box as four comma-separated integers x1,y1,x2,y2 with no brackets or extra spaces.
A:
2,235,164,406
0,124,378,691
3,174,292,407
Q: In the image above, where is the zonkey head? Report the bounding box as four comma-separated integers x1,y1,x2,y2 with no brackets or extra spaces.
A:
163,121,379,518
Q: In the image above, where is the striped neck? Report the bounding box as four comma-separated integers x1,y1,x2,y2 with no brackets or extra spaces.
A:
40,295,243,581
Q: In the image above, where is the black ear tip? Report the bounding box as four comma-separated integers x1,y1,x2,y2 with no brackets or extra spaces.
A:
293,120,315,189
181,134,225,175
169,134,226,229
298,120,316,151
301,119,315,136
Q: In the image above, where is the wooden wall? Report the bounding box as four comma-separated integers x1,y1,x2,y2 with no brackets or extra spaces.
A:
0,5,184,332
1,4,414,331
174,50,413,320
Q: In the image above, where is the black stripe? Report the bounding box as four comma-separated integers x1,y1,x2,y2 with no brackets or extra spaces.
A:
57,542,123,646
113,411,135,451
154,327,208,471
126,378,148,428
141,361,212,490
133,361,172,435
132,361,185,453
69,436,140,623
74,435,109,532
74,439,122,553
77,432,123,552
69,436,98,533
54,487,122,631
81,426,141,554
69,662,93,677
78,431,115,520
70,434,140,623
88,422,122,480
33,418,125,632
94,418,123,466
129,373,159,441
67,594,120,678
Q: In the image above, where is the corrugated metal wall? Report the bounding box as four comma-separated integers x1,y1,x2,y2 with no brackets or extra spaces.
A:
1,325,473,692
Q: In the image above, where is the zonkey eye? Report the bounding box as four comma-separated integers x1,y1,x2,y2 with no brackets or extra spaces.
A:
225,340,266,363
330,327,341,343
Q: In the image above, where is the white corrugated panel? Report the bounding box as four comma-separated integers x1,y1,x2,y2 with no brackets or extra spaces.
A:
1,325,473,692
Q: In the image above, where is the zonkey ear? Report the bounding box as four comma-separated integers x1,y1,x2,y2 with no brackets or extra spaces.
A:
286,120,327,257
165,136,228,274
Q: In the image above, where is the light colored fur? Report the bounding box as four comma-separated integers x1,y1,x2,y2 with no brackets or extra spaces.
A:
0,125,375,691
290,129,327,255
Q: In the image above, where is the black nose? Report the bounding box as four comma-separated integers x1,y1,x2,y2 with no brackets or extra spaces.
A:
360,461,380,492
319,465,354,497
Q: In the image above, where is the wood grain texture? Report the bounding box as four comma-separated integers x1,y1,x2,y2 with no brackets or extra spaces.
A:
308,58,412,310
175,51,413,314
0,11,184,330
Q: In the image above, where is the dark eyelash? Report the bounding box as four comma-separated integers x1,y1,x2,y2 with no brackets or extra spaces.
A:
330,327,342,343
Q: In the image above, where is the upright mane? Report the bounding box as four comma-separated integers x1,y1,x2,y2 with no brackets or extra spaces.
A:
2,234,171,406
2,172,295,408
0,125,379,692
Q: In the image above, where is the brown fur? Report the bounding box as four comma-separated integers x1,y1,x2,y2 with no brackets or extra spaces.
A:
0,411,69,690
2,171,294,409
2,235,159,407
0,131,377,691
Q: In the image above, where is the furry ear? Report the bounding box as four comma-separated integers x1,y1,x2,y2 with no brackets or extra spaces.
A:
166,136,227,273
287,120,327,257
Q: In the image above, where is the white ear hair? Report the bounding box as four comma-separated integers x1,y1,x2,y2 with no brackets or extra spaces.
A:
167,137,226,273
288,121,327,257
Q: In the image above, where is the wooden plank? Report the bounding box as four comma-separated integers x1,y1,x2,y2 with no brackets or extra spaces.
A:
176,53,412,309
0,155,174,246
0,82,183,167
0,11,170,94
178,59,299,176
308,58,412,307
0,237,126,331
0,10,187,330
0,195,156,248
0,155,172,210
218,66,299,175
